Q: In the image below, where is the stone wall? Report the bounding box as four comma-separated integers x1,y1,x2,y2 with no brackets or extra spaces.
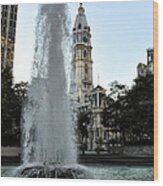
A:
123,145,153,156
1,147,21,157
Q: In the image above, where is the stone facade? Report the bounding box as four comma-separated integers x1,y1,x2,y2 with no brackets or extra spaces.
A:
137,48,154,77
87,85,107,151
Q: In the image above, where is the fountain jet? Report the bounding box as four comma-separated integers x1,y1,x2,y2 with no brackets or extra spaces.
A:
15,4,93,178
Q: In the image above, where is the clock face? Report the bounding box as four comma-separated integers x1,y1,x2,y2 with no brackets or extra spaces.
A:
83,36,88,43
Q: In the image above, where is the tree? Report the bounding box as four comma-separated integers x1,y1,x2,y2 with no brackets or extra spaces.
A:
105,82,129,142
1,66,28,146
128,74,154,143
77,111,89,141
117,74,154,145
12,82,29,145
77,110,91,154
102,75,154,146
1,66,15,140
108,81,129,100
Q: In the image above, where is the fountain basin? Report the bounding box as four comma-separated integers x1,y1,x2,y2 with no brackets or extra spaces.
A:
15,163,93,179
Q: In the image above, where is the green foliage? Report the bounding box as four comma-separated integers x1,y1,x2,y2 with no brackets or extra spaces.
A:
127,74,154,143
108,80,129,100
1,66,14,136
77,110,91,153
1,66,28,146
103,75,154,145
77,111,90,139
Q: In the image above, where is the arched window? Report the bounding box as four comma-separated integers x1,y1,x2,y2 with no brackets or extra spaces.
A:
84,50,87,58
78,23,81,29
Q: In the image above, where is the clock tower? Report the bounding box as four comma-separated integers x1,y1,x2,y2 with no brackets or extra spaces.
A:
71,3,93,106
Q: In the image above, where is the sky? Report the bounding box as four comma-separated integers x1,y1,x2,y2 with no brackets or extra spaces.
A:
13,1,154,89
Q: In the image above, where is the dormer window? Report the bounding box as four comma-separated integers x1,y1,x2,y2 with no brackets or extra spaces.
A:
78,23,81,29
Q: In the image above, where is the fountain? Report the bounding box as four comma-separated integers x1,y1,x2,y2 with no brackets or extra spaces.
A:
15,4,93,179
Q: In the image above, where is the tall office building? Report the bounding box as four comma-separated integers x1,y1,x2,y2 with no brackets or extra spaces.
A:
1,5,18,69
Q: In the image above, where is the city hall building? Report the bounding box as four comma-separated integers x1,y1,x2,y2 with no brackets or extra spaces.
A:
71,3,117,152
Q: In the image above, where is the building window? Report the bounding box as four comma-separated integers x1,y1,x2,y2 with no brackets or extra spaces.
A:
15,6,18,12
3,11,7,17
2,19,7,26
96,128,99,137
10,20,13,26
14,14,17,20
85,66,88,74
148,55,151,62
15,5,18,12
3,5,8,10
13,21,16,28
84,50,87,58
85,64,88,80
104,131,107,140
2,27,6,36
11,6,15,11
85,95,87,102
10,13,14,19
78,23,81,29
